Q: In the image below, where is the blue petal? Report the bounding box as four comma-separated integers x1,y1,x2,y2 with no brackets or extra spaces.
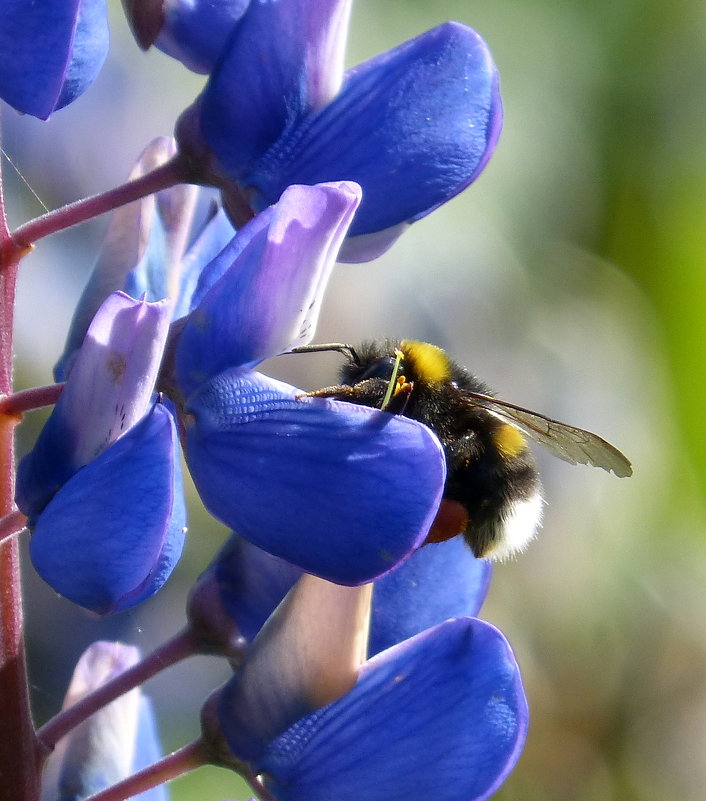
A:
154,0,251,74
55,0,110,112
214,536,302,643
185,370,445,584
178,206,237,317
202,0,352,175
207,537,490,652
258,618,527,801
122,217,169,302
244,22,501,240
29,403,186,615
175,182,360,396
369,537,492,656
0,0,108,119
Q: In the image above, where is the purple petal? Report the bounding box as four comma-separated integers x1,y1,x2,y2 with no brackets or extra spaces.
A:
0,0,108,119
201,0,353,175
18,293,170,517
186,205,273,313
56,139,193,379
185,370,445,584
175,182,361,397
259,619,527,801
154,0,251,74
245,23,501,246
29,403,186,615
123,172,199,310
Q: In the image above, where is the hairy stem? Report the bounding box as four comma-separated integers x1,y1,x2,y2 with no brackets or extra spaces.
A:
0,508,28,544
0,144,43,799
11,155,192,248
0,383,64,418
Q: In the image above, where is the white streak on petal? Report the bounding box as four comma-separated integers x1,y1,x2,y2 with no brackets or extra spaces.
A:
65,292,171,465
221,576,372,758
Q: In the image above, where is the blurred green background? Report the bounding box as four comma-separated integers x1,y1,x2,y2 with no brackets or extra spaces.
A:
3,0,705,799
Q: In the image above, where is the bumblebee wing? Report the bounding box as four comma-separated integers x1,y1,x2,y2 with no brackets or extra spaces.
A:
464,391,633,477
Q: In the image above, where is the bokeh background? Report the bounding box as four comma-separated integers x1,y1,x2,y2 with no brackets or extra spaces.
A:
3,1,705,799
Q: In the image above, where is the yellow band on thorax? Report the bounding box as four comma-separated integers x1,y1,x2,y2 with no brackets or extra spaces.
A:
400,340,452,383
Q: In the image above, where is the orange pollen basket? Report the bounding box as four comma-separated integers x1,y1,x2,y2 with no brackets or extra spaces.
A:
424,499,469,544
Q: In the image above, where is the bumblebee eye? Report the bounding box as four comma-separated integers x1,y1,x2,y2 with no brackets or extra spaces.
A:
357,356,403,382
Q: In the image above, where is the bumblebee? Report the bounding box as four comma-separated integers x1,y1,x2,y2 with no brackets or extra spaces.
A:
298,339,632,560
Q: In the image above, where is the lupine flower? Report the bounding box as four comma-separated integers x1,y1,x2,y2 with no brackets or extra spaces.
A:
204,574,527,801
41,642,165,801
0,0,109,119
17,293,186,614
176,0,502,261
171,181,447,583
184,371,446,585
122,0,251,74
55,137,198,381
174,181,363,397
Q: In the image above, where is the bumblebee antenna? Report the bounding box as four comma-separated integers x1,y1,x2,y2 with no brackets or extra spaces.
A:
289,343,360,364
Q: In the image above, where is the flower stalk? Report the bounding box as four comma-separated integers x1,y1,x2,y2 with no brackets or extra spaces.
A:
0,508,27,544
11,155,193,248
38,627,200,752
0,139,43,801
81,739,209,801
0,383,64,418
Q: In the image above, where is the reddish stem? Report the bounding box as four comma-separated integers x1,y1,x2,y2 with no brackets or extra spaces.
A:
38,626,199,752
0,383,64,418
0,151,43,798
83,739,209,801
245,770,276,801
11,155,192,248
0,509,27,544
